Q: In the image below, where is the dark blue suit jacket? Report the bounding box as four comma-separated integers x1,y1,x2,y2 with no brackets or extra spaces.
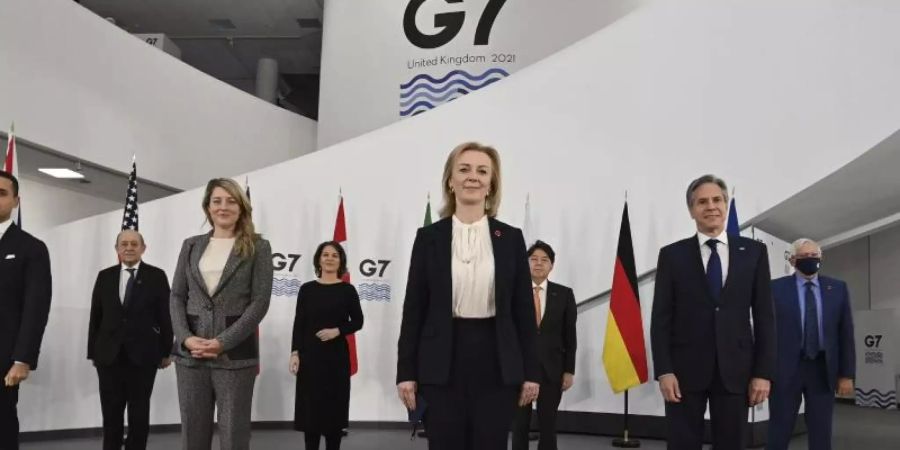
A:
651,234,776,393
0,223,52,372
87,263,173,367
771,274,855,389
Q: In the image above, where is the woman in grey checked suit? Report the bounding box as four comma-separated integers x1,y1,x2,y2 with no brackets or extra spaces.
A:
170,178,273,450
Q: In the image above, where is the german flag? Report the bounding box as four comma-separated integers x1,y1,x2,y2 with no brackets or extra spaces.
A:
602,202,649,393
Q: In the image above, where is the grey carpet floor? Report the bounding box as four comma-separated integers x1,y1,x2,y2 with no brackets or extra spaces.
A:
21,403,900,449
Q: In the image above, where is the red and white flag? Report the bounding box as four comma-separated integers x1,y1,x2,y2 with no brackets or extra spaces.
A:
4,122,20,226
333,194,359,376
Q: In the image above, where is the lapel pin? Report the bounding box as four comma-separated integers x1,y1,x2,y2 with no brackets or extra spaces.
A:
739,247,746,251
4,254,14,259
494,230,501,237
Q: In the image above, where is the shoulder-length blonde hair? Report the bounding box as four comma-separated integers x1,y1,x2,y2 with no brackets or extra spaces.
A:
202,178,258,258
438,142,502,219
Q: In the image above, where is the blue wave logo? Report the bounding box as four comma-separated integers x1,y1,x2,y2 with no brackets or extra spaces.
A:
272,277,302,297
400,68,509,117
358,282,391,302
855,388,897,409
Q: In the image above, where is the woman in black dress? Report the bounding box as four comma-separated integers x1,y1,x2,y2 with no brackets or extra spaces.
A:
290,241,363,450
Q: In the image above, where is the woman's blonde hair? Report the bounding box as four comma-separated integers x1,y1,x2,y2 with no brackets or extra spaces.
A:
202,178,258,258
438,142,502,219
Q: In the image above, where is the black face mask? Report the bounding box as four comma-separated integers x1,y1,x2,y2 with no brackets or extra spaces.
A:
795,257,821,276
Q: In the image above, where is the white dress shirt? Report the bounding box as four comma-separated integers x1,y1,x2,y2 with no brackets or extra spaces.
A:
532,279,548,322
697,230,729,285
0,217,12,240
451,215,496,318
119,261,141,303
200,237,235,293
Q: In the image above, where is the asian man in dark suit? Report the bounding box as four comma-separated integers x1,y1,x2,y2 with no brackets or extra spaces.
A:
651,174,776,450
512,240,577,450
767,238,854,450
0,170,52,450
87,229,173,450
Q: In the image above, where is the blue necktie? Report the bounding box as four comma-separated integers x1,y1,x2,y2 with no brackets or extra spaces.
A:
706,239,722,301
804,281,820,359
123,268,136,305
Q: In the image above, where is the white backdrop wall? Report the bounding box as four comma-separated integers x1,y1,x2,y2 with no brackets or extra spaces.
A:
0,0,317,190
316,0,650,148
19,0,900,431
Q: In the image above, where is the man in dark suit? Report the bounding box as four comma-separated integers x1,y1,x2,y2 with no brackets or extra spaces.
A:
651,174,776,450
0,170,52,450
87,229,173,450
767,238,854,450
512,240,577,450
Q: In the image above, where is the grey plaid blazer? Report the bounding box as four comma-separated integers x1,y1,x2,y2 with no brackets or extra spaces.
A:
170,233,273,369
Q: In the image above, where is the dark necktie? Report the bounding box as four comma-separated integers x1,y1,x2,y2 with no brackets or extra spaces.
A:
706,239,722,301
123,268,136,305
804,281,820,359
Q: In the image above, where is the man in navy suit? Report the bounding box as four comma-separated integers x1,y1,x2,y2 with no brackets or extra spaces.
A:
88,230,173,450
0,170,52,450
767,238,854,450
651,174,776,450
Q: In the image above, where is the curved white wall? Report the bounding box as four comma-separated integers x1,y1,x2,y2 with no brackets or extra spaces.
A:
0,0,316,190
18,0,900,432
317,0,649,148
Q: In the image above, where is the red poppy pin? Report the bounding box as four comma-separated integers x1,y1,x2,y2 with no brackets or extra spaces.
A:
494,230,502,237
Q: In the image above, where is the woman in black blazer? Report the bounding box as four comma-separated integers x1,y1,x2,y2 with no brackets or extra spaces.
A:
396,142,540,450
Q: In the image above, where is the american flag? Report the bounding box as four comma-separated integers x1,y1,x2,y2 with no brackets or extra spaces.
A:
121,157,138,230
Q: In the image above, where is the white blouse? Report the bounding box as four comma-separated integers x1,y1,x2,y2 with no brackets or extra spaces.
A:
451,215,496,318
199,237,235,293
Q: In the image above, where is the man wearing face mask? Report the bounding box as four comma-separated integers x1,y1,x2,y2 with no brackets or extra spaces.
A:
767,238,855,450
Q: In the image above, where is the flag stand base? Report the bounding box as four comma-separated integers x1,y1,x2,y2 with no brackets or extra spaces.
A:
612,437,641,448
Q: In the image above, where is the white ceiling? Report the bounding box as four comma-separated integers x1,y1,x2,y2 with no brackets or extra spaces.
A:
78,0,324,80
753,128,900,245
10,135,179,204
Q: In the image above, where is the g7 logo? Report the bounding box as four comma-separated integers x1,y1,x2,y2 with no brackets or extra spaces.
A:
864,335,882,348
403,0,507,49
360,259,391,277
272,253,302,272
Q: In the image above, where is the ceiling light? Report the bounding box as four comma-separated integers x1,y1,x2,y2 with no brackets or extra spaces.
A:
38,168,85,179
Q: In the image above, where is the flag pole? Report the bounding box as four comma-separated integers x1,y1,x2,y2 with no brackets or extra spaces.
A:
613,191,640,448
612,389,640,447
